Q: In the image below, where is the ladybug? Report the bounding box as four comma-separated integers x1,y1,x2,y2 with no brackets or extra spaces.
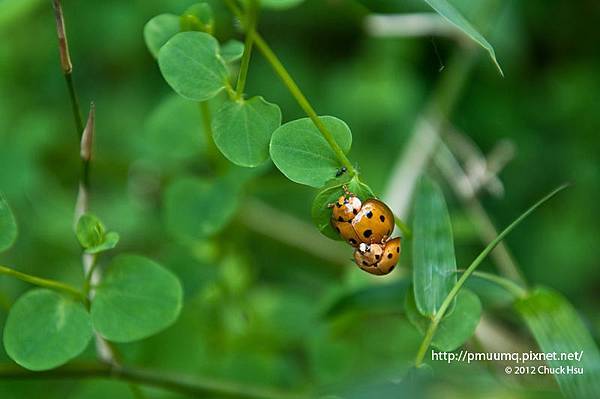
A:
353,238,401,275
329,186,395,247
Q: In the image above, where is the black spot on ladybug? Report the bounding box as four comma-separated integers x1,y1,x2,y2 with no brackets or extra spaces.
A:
366,211,373,218
363,229,373,238
387,253,393,259
353,208,358,215
389,265,396,272
349,239,357,245
336,202,342,208
380,215,385,222
396,247,400,253
375,254,380,260
335,227,341,233
338,216,344,222
362,261,368,266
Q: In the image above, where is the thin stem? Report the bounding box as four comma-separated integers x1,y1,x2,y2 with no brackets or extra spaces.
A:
82,253,98,300
0,265,84,301
224,0,356,175
64,73,84,135
414,184,568,367
393,215,412,239
0,363,308,399
235,0,257,99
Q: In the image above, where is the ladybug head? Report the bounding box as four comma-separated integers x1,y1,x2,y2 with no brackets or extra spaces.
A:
332,195,362,222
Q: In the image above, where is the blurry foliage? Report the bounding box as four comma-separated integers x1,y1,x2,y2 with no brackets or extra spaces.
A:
0,0,598,398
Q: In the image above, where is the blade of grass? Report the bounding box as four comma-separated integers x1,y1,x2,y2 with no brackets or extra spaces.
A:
414,184,569,366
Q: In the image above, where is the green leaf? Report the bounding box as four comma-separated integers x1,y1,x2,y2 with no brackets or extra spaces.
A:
158,31,229,102
212,96,281,167
143,95,204,164
76,213,105,249
270,116,352,187
311,176,374,240
515,288,600,399
180,3,214,33
423,0,503,75
261,0,305,9
143,14,180,58
76,213,119,254
0,192,17,252
405,287,481,351
91,255,183,343
323,279,409,318
3,289,92,371
86,232,120,255
412,177,457,317
164,176,240,240
220,40,245,63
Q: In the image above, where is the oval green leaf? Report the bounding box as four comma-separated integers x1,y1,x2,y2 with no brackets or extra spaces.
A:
76,213,105,249
412,176,457,317
158,31,229,102
270,116,352,187
0,192,17,252
220,40,245,63
311,176,374,240
91,255,183,343
143,14,180,58
212,96,281,167
164,176,240,240
515,287,600,399
423,0,503,75
3,289,92,371
405,287,481,352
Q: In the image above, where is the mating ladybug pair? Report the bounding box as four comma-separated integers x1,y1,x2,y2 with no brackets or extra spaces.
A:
329,186,401,275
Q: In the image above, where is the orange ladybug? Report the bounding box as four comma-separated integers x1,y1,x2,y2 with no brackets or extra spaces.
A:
350,198,394,244
329,186,394,246
353,238,401,275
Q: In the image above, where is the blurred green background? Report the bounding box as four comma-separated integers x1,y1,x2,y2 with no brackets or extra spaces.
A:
0,0,598,398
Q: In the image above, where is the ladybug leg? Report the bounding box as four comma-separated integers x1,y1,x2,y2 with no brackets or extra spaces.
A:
327,202,336,208
380,235,389,244
342,184,355,197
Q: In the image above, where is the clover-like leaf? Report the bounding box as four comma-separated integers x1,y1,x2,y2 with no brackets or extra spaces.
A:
180,3,214,33
412,176,457,317
158,32,229,102
405,287,481,352
76,214,105,249
423,0,502,75
164,176,240,240
311,176,374,240
221,40,245,63
3,289,93,371
0,192,17,253
144,14,180,58
212,96,281,167
270,116,352,187
76,213,119,254
91,254,183,342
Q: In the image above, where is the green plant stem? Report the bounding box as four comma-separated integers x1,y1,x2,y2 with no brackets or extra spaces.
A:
235,0,257,99
394,215,412,239
466,270,528,299
64,73,84,135
0,265,84,301
224,0,356,176
414,184,568,367
0,363,307,399
82,253,98,300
